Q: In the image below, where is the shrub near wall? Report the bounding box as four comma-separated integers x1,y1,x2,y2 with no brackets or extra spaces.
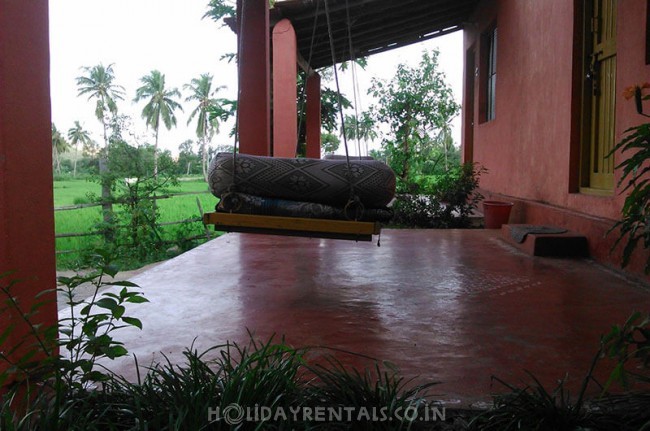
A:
391,162,486,228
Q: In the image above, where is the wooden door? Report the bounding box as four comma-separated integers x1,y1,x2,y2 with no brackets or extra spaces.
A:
585,0,617,191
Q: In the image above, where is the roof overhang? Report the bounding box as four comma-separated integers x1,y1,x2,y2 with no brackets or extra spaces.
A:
271,0,479,70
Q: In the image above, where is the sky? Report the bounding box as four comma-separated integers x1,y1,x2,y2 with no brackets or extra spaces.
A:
48,0,464,157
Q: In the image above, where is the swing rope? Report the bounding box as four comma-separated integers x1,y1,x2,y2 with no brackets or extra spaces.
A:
220,0,250,213
323,0,364,220
225,0,366,220
203,0,385,243
343,0,363,158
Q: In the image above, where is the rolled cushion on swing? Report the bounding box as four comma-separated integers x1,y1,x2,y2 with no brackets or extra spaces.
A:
216,192,394,223
208,153,396,209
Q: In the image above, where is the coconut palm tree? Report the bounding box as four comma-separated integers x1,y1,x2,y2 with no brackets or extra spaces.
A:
67,121,93,177
344,112,377,156
134,70,183,177
52,123,70,174
76,63,124,234
184,74,226,181
76,63,125,149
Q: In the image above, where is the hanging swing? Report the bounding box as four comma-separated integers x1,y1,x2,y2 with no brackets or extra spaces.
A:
203,0,395,242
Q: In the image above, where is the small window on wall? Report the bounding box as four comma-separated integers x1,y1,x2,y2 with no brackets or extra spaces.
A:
486,26,497,121
479,24,497,123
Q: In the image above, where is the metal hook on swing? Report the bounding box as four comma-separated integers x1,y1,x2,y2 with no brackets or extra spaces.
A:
220,186,243,213
344,196,365,221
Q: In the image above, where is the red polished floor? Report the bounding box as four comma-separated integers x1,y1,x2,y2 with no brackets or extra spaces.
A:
89,229,650,406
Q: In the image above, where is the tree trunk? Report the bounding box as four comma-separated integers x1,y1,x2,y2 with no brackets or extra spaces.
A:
100,117,113,242
152,127,159,224
73,144,79,177
201,138,208,182
53,147,61,174
401,130,410,186
153,127,159,178
99,155,113,241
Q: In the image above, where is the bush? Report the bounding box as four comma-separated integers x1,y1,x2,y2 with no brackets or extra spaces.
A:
469,312,650,431
391,162,486,228
72,196,91,205
609,83,650,272
52,172,73,182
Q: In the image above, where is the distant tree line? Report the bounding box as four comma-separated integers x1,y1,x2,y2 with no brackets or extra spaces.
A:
52,62,235,182
53,0,462,198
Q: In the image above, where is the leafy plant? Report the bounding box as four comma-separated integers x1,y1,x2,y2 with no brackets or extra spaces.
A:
56,250,148,389
110,175,168,264
203,0,236,25
369,50,460,192
0,274,58,389
601,311,650,391
392,162,486,228
0,251,147,430
609,82,650,272
88,139,183,267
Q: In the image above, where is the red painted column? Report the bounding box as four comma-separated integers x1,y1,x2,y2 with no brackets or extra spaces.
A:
0,1,57,372
237,0,271,156
272,19,298,158
305,73,322,159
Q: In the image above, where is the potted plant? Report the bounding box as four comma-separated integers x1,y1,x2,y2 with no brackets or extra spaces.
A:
610,82,650,272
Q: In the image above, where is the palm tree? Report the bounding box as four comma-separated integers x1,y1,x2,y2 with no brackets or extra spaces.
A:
76,63,125,149
76,63,124,234
134,70,183,177
52,123,70,174
344,112,377,156
436,124,455,172
67,121,93,177
184,74,226,181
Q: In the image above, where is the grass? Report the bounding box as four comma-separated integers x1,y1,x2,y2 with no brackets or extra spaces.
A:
1,336,442,430
53,177,218,269
52,178,99,206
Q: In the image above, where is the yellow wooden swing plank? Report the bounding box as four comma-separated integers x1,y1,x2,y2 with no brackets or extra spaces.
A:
203,212,380,241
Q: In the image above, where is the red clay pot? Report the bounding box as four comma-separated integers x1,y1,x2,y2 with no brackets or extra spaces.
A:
483,200,513,229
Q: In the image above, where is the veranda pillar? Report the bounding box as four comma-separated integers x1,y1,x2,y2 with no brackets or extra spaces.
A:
0,0,58,371
272,19,298,158
237,0,271,156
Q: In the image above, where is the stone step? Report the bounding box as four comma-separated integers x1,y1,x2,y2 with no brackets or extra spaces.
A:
501,224,588,257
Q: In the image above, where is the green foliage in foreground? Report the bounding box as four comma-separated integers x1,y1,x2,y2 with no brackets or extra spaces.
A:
0,339,444,430
469,311,650,431
0,252,147,391
608,83,650,273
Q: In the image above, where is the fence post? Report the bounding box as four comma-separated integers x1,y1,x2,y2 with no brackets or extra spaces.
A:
196,197,212,240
